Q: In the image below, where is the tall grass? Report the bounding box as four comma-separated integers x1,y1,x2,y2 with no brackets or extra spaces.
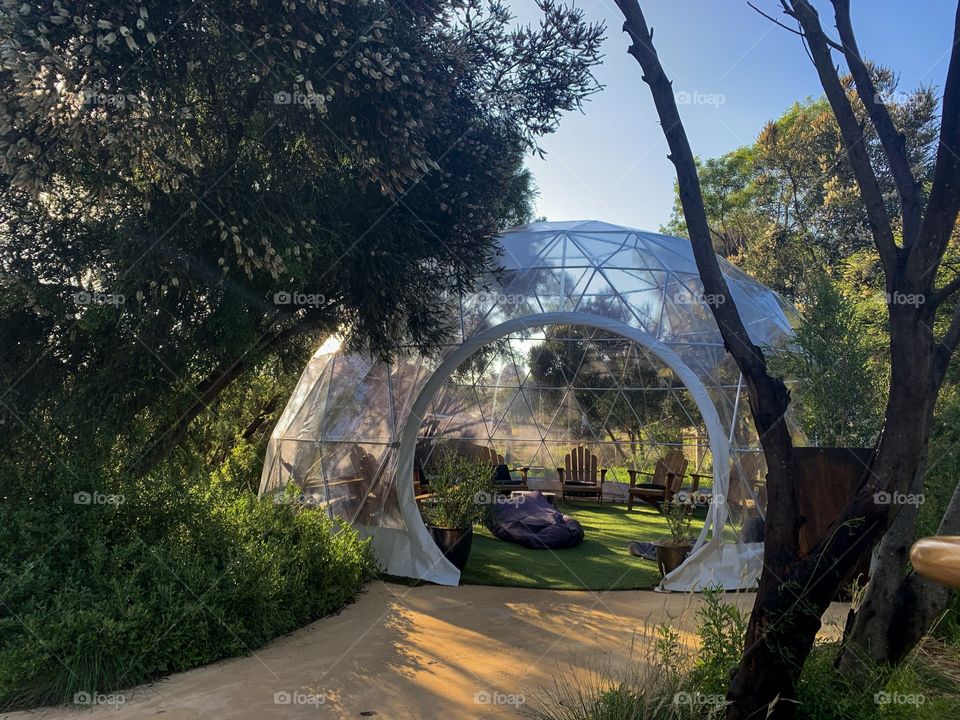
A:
524,589,959,720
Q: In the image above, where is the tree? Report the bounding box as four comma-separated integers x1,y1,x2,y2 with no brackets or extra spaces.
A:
612,1,960,718
767,276,884,447
663,80,939,301
0,1,603,480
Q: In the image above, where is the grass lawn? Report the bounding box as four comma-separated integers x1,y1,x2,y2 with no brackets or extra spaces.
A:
461,501,703,591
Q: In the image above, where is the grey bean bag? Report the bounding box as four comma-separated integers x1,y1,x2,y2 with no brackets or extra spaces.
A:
486,491,584,549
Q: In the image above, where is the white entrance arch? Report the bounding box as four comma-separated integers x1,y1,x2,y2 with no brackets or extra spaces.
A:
389,311,733,589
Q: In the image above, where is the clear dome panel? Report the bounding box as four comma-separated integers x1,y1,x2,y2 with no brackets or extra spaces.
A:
261,221,800,590
415,325,706,483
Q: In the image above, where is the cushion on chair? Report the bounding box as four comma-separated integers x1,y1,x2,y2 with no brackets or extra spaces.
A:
492,464,514,483
631,483,666,492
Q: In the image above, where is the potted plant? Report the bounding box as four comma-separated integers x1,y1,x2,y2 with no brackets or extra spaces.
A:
419,453,494,572
656,498,694,577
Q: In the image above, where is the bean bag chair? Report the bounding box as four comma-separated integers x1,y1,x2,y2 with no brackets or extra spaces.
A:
486,491,584,549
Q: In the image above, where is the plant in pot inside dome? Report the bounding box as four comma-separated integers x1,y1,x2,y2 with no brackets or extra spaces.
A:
419,453,494,572
656,498,695,577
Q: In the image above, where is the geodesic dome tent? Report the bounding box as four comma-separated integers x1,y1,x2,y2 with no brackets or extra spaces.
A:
260,221,799,591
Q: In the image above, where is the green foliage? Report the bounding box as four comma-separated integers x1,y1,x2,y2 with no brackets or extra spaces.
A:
797,641,960,719
662,500,694,545
767,276,885,447
0,0,604,481
663,69,938,302
0,4,604,709
0,468,377,711
527,591,958,720
689,588,747,696
419,453,494,528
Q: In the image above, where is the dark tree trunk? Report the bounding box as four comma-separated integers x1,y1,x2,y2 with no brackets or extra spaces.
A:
611,1,960,717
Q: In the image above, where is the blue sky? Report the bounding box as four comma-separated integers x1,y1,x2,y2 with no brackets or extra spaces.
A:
510,0,957,229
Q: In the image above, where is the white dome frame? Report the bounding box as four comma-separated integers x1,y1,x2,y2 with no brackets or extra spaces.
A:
261,221,795,591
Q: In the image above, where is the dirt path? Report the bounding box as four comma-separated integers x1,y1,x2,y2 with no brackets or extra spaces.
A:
5,583,849,720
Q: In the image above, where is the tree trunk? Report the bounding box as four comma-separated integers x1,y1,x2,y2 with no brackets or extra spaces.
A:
726,317,938,718
610,1,960,717
840,468,960,669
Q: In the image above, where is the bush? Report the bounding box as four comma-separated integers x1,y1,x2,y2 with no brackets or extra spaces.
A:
797,641,959,719
0,467,377,711
526,590,958,720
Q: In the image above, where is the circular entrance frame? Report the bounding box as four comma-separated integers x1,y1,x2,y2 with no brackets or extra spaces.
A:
393,311,731,587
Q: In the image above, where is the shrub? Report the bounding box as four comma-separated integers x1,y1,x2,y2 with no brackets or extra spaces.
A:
419,453,494,529
0,468,377,711
526,590,958,720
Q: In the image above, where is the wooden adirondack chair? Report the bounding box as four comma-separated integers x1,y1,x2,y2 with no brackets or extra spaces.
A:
558,447,606,503
627,449,688,512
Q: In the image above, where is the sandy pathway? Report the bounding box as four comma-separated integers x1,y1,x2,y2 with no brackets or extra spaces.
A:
4,583,849,720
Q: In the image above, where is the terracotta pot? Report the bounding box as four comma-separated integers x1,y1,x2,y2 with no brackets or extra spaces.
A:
656,541,693,577
427,525,474,572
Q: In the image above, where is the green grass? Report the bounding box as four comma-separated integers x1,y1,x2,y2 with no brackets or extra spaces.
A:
461,501,702,590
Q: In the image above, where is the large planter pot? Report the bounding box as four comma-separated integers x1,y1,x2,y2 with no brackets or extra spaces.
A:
427,524,474,572
656,541,693,578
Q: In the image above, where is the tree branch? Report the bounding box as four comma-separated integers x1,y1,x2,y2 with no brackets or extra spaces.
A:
933,270,960,307
786,0,899,276
612,0,799,561
748,1,844,51
830,0,925,248
907,2,960,284
934,296,960,385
